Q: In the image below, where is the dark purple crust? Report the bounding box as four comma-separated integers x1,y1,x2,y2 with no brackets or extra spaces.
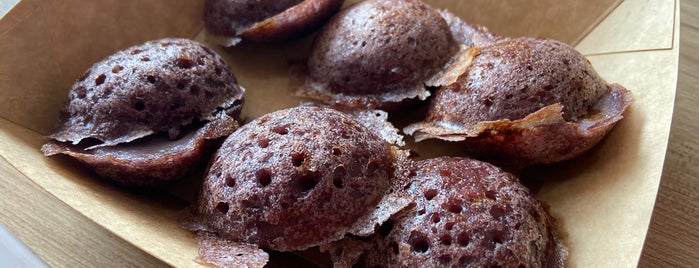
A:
331,157,567,267
204,0,343,45
457,84,633,168
41,113,239,186
192,106,396,251
48,38,244,149
295,0,458,109
431,37,608,125
405,37,633,168
203,0,303,38
241,0,345,43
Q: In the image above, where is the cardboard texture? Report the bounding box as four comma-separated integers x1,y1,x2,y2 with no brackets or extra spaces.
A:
0,0,679,267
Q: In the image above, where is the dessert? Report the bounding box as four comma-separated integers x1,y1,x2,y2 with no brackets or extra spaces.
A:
41,38,245,186
182,106,409,266
292,0,459,109
405,37,633,168
203,0,344,46
324,157,567,267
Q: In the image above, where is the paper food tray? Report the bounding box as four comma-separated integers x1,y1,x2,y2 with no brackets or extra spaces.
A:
0,0,679,267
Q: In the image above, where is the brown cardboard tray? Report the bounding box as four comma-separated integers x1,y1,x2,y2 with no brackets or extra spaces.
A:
0,0,680,266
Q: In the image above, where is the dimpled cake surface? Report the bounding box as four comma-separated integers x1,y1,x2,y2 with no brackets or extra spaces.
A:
327,157,566,267
296,0,458,108
47,38,244,149
190,106,398,251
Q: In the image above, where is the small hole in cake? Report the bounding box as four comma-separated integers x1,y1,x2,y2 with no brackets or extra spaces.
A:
403,181,413,191
438,255,452,265
519,85,529,93
458,256,473,265
332,147,342,156
215,202,229,214
417,208,426,215
134,101,145,111
457,232,470,246
190,85,200,95
130,49,142,55
439,234,452,246
215,67,222,76
74,86,87,99
257,137,270,148
439,168,452,177
409,232,430,253
147,75,156,84
95,74,106,86
491,230,506,245
112,65,123,73
280,201,291,209
485,190,498,200
378,219,393,236
271,125,288,135
176,80,188,89
291,152,306,167
176,56,194,69
490,205,506,220
424,189,438,200
443,200,462,214
430,212,441,223
445,222,454,231
141,56,150,62
294,171,321,192
225,176,235,187
256,169,272,187
333,166,345,188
